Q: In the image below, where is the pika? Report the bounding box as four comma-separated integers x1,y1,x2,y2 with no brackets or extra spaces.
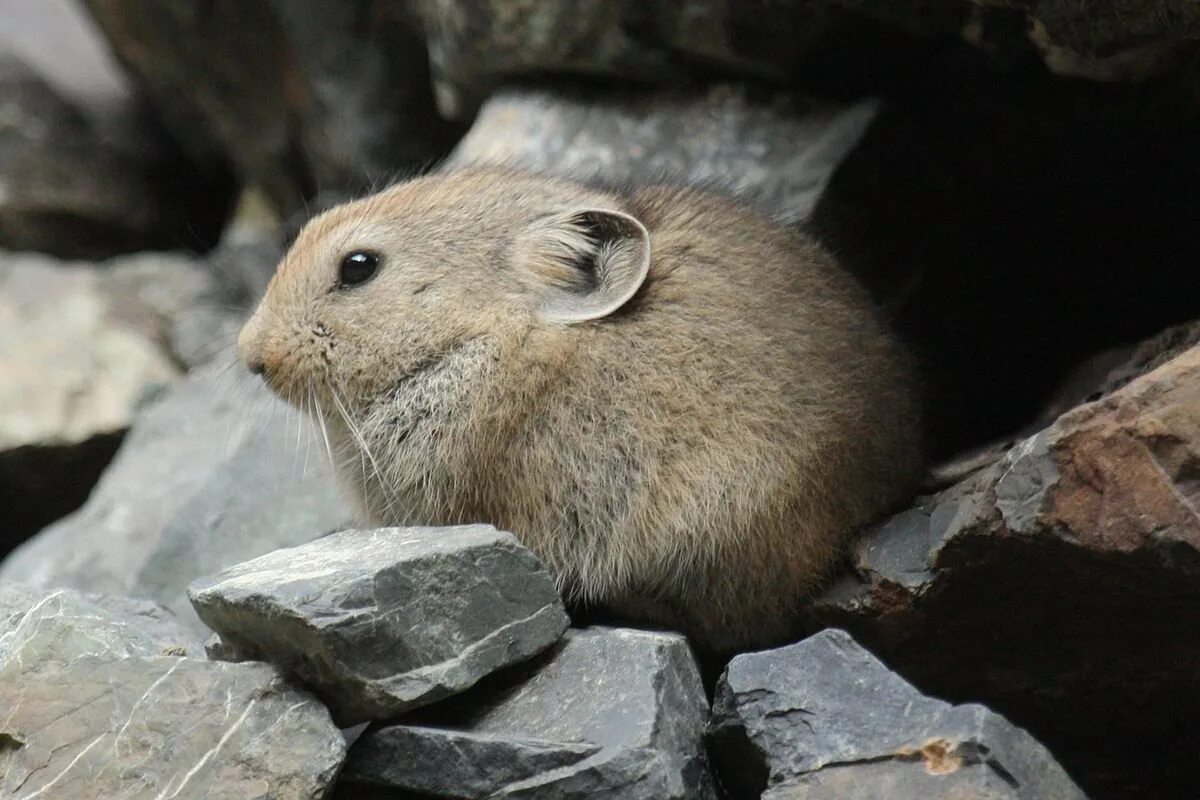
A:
238,167,922,650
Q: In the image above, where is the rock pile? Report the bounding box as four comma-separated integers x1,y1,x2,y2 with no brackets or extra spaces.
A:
3,0,1200,798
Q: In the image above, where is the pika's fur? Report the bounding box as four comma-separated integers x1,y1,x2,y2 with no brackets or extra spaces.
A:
239,167,921,650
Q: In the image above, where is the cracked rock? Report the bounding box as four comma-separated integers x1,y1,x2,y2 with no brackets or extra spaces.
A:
339,626,716,799
0,362,354,633
809,335,1200,798
709,628,1087,800
189,525,570,725
0,583,202,667
0,655,344,799
448,84,876,226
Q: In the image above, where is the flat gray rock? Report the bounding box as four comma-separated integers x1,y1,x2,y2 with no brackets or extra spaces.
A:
448,85,876,226
340,627,716,799
0,362,354,633
1,655,344,799
709,628,1088,800
189,525,570,725
0,583,202,667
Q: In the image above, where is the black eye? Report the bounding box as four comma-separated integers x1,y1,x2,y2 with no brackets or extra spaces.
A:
339,250,380,288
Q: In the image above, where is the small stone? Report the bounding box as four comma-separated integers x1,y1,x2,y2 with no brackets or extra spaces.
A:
340,627,716,799
188,526,570,725
709,628,1088,800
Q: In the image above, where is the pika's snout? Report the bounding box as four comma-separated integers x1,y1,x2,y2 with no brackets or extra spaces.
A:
237,312,268,378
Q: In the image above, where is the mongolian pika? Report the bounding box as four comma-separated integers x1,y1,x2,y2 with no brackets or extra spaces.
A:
239,167,922,650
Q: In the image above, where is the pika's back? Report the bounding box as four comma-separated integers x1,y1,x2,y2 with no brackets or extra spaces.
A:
240,167,922,650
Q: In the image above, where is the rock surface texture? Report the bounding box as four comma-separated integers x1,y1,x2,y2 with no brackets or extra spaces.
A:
448,84,876,225
811,336,1200,798
0,248,242,545
0,362,354,633
0,51,229,257
709,628,1088,800
340,626,716,799
0,582,345,799
190,526,570,725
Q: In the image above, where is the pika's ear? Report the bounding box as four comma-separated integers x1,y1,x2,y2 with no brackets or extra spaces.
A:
514,208,651,324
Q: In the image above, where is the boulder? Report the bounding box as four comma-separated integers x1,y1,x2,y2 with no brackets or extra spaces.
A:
83,0,460,219
0,362,354,634
709,628,1087,800
0,46,230,258
810,338,1200,799
0,248,243,547
190,525,569,725
447,84,877,225
340,627,716,799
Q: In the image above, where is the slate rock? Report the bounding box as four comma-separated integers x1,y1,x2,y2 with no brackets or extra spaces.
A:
190,525,569,725
447,84,877,225
0,361,354,634
84,0,459,219
0,49,229,258
0,583,203,666
0,655,344,799
809,338,1200,799
709,628,1087,800
0,248,241,547
340,627,716,799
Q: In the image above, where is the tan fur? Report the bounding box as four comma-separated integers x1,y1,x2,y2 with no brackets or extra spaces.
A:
239,167,923,650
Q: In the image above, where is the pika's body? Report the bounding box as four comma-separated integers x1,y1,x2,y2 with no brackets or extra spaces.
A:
239,168,921,650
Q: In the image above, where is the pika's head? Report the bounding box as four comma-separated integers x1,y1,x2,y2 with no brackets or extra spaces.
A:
238,169,651,416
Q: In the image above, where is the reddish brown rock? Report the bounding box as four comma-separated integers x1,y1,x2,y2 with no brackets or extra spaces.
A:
812,336,1200,799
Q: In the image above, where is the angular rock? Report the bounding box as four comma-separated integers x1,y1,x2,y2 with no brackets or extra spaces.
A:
0,583,203,666
0,248,244,547
0,48,230,257
84,0,459,218
447,84,877,225
709,628,1087,800
190,525,569,725
0,362,354,634
340,627,716,799
810,340,1200,799
1,655,344,799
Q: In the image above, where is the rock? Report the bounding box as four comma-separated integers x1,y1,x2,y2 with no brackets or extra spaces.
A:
0,361,354,634
1,655,344,799
419,0,857,118
340,627,716,799
0,583,203,665
709,628,1087,800
0,579,344,798
447,84,877,225
0,48,230,258
809,340,1200,799
0,248,243,548
190,525,569,725
83,0,460,219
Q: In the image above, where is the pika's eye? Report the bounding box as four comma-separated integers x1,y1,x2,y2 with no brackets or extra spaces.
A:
339,250,381,288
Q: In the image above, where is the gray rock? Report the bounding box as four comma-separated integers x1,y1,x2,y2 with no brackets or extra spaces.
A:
0,361,354,634
341,627,716,799
190,525,569,725
709,628,1088,800
1,655,344,799
83,0,458,219
0,583,203,666
0,49,229,258
0,248,241,546
448,84,877,226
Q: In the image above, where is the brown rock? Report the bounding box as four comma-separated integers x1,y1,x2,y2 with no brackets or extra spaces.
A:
811,338,1200,799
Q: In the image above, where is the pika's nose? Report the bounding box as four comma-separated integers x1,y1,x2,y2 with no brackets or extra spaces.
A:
247,357,266,376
